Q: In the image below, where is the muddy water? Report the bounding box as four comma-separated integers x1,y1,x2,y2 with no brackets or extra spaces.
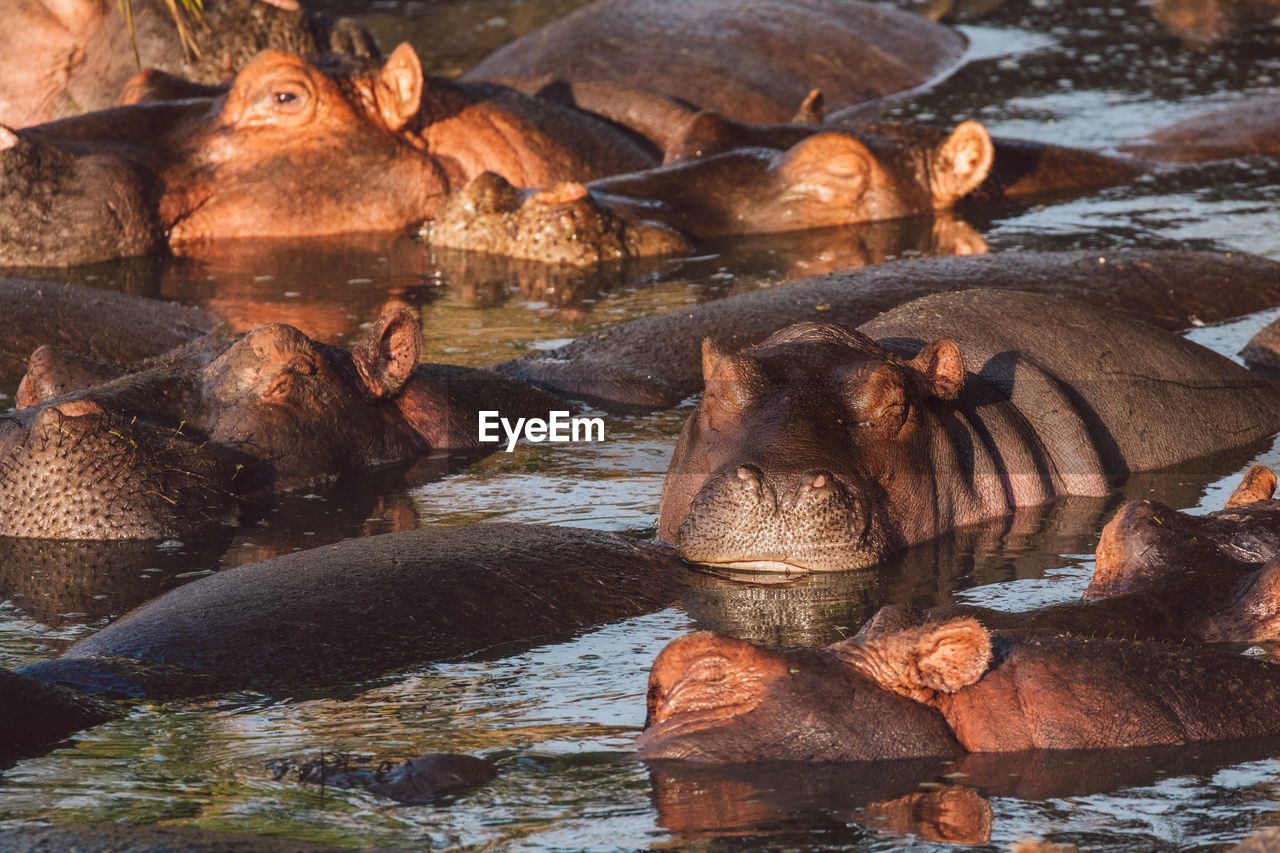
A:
5,0,1280,849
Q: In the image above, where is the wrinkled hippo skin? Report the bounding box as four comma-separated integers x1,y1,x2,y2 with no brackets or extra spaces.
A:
0,667,121,763
0,279,216,386
659,291,1280,571
276,752,498,804
19,523,688,698
0,0,375,128
494,249,1280,410
464,0,967,124
1120,93,1280,162
636,619,1280,760
5,42,656,262
6,304,563,537
0,126,162,265
427,123,992,262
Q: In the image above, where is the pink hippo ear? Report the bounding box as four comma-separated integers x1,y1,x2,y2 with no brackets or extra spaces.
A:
352,303,422,398
700,339,762,429
791,88,825,124
931,121,994,204
1226,465,1278,508
376,43,425,132
834,618,991,698
909,338,965,400
774,133,874,204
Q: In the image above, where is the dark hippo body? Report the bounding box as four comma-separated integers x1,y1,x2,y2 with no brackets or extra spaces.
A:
660,290,1280,572
426,123,993,261
0,279,216,387
495,249,1280,410
5,305,563,538
0,668,121,764
637,620,1280,761
19,523,688,698
464,0,968,124
0,0,375,128
1120,93,1280,162
278,752,498,804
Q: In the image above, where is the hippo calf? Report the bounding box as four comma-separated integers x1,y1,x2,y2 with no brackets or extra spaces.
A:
637,620,1280,761
659,290,1280,571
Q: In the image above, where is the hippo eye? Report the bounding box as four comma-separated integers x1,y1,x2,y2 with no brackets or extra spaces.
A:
275,91,298,105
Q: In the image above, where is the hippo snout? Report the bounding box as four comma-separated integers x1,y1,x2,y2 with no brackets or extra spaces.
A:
675,465,888,572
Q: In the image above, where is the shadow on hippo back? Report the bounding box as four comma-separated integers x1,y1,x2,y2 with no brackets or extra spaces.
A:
658,290,1280,573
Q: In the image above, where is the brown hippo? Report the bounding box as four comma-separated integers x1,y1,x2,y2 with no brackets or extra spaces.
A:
274,752,498,804
426,123,994,261
463,0,967,124
0,667,121,764
5,303,563,537
1119,93,1280,162
0,0,376,128
635,620,1280,761
0,278,216,388
659,291,1280,572
494,249,1280,410
857,466,1280,644
18,523,689,698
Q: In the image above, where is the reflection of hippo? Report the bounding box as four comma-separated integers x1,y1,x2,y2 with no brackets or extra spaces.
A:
0,0,375,127
494,249,1280,410
18,523,688,698
637,619,1280,760
660,291,1280,571
0,278,216,387
429,123,995,263
464,0,967,123
8,304,561,537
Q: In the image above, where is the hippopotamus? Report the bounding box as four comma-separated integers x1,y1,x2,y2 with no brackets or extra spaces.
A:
17,523,688,698
272,752,498,804
1147,0,1280,47
6,303,563,537
635,619,1280,760
0,0,375,128
426,122,994,261
0,278,216,388
0,667,121,764
463,0,967,124
854,466,1280,643
494,249,1280,410
2,42,657,263
1119,93,1280,162
659,290,1280,571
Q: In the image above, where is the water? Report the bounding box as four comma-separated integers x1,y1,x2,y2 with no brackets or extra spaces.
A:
5,0,1280,848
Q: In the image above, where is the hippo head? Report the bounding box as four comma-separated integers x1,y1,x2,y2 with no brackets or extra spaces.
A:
426,171,691,264
659,322,964,571
160,43,445,243
635,619,992,762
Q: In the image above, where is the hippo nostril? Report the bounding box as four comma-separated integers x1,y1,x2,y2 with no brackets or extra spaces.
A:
809,473,827,490
736,466,758,483
799,471,835,496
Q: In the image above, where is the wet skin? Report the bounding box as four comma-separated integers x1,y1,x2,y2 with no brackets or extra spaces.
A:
637,619,1280,761
659,290,1280,572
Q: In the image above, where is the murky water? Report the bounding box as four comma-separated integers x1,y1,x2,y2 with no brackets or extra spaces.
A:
4,0,1280,848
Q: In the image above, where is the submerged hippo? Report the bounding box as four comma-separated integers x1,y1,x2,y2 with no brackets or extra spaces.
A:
659,290,1280,571
0,0,375,128
464,0,967,124
428,123,995,262
272,752,498,804
636,619,1280,761
6,303,561,538
495,249,1280,410
1119,93,1280,162
18,523,688,698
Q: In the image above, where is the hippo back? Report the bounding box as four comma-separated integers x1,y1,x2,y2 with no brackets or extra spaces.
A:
862,289,1280,478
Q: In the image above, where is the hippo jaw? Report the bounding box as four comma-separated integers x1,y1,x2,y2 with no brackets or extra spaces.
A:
674,463,893,573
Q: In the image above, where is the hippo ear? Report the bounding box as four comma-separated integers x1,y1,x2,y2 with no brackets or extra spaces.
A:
376,43,424,132
791,88,825,124
1226,465,1278,508
909,338,964,401
775,133,873,201
701,339,761,426
931,121,994,204
352,303,421,398
665,110,739,164
836,618,991,697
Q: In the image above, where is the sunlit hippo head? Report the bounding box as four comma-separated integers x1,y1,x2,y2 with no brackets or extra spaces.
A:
658,322,964,571
159,43,446,243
